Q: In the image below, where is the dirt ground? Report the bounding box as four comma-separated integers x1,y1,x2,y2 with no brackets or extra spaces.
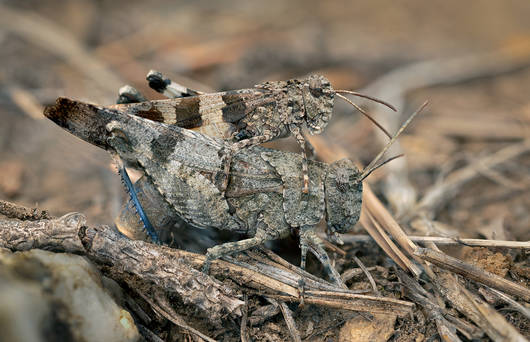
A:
0,1,529,341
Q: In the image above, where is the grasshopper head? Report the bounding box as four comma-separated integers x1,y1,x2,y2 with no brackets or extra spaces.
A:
301,75,334,135
324,159,363,234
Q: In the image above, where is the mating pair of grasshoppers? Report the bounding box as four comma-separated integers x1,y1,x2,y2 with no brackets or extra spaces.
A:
45,71,421,286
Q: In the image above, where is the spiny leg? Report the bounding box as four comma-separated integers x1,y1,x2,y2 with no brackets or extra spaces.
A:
114,156,160,244
299,229,346,289
202,231,270,273
301,130,317,160
218,132,276,191
117,85,147,104
289,124,310,194
146,70,202,99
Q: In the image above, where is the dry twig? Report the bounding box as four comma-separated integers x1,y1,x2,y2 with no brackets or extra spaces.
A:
415,247,530,302
270,299,301,342
0,212,83,253
339,234,530,249
240,294,249,342
0,210,414,318
433,271,525,342
0,199,52,221
79,224,244,322
352,256,380,296
484,287,530,320
396,270,462,342
137,289,217,342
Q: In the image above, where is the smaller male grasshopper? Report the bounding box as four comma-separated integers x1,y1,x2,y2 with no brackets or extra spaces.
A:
115,71,396,193
44,97,424,286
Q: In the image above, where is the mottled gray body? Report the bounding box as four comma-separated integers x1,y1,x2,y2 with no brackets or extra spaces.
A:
44,98,363,286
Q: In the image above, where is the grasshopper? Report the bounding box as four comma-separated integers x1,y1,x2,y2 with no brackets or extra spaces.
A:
44,97,424,286
114,71,396,193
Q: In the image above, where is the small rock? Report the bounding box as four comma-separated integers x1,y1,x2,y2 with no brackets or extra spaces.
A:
0,249,140,342
339,313,397,342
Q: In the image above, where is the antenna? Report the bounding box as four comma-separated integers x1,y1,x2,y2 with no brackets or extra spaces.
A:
335,90,397,111
358,101,428,182
358,154,404,182
336,93,392,139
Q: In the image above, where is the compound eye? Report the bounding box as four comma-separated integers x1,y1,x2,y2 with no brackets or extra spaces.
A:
308,78,320,89
309,87,323,98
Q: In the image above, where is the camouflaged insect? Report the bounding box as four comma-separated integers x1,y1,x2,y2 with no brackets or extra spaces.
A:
114,71,395,193
44,97,421,287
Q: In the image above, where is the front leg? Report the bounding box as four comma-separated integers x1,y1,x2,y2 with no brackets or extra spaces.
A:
299,229,346,289
218,130,278,192
301,130,317,160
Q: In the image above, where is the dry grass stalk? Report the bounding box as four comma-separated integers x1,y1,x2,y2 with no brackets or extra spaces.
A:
273,299,301,342
359,208,420,276
415,247,530,302
433,271,526,342
396,270,462,342
137,289,217,342
340,234,530,249
352,256,380,296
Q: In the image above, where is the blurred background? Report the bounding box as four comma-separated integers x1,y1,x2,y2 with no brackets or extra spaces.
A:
1,0,529,241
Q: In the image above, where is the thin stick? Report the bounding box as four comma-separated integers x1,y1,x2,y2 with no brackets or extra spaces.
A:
336,93,393,139
415,247,530,301
461,287,527,341
240,294,249,342
0,199,52,221
320,238,347,256
137,290,217,342
433,271,526,342
359,209,418,275
339,234,530,249
335,90,397,111
137,324,165,342
353,256,380,296
274,300,301,342
485,287,530,320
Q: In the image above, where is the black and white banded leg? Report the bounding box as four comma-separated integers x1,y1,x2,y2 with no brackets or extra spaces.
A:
146,70,202,98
